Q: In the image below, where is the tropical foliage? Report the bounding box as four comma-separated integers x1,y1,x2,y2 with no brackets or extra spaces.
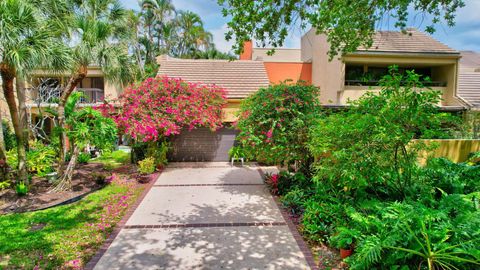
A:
98,76,227,142
249,69,479,269
235,83,321,167
218,0,465,58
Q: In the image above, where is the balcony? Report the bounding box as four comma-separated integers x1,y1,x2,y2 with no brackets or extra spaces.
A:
30,87,104,106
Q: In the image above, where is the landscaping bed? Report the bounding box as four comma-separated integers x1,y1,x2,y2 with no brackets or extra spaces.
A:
0,166,153,269
0,163,127,214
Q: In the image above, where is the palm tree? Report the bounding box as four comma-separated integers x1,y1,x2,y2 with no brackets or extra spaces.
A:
56,0,136,181
140,0,175,63
0,0,71,184
175,11,214,57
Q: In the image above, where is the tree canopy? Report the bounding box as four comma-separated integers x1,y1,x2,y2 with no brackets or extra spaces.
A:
218,0,465,58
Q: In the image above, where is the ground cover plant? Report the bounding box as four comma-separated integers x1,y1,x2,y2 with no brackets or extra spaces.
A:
0,174,143,269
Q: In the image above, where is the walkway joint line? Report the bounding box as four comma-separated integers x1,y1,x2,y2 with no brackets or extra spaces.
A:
123,222,288,229
152,183,265,187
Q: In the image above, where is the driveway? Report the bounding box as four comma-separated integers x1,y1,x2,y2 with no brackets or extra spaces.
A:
93,163,312,269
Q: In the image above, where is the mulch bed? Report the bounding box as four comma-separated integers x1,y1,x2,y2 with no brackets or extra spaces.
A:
0,163,135,214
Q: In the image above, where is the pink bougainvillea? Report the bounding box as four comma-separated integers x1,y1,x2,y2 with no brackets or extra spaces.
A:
97,76,227,142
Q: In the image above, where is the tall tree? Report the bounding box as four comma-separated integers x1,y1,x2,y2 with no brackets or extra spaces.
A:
57,0,135,173
218,0,465,58
140,0,176,64
0,0,71,184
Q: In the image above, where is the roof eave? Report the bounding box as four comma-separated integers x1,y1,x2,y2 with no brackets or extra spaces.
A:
348,51,461,59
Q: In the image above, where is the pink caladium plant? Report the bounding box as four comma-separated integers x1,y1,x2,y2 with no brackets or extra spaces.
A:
97,76,227,142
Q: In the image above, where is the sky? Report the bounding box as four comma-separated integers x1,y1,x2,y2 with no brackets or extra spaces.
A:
121,0,480,54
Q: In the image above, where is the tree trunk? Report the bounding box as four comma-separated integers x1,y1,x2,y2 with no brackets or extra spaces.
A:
57,66,87,172
16,76,29,150
52,145,80,192
0,64,28,184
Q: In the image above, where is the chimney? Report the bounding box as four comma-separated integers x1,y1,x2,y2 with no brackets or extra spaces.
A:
239,40,253,60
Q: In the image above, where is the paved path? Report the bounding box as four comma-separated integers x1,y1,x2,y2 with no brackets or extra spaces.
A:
94,163,311,270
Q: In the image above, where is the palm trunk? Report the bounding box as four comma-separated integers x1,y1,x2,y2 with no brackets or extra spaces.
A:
57,66,87,173
16,76,29,150
52,145,79,192
0,112,7,181
0,65,28,184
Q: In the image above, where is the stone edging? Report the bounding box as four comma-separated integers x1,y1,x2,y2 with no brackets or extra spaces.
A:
256,168,319,270
84,172,160,270
123,221,287,229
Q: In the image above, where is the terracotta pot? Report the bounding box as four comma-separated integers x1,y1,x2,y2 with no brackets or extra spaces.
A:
340,248,353,259
137,174,151,184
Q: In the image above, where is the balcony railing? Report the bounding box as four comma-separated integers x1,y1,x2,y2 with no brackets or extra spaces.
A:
33,87,104,104
344,80,447,87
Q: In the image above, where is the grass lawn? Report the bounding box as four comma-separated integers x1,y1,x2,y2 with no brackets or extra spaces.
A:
90,150,131,169
0,176,143,269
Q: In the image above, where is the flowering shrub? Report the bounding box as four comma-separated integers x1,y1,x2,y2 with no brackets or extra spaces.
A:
98,76,227,142
235,82,321,167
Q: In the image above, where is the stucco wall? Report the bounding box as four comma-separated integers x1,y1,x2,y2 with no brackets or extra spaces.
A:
263,62,312,84
252,48,302,62
301,29,344,104
417,139,480,163
222,100,241,122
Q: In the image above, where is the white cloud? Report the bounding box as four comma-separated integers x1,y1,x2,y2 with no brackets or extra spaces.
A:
211,24,235,53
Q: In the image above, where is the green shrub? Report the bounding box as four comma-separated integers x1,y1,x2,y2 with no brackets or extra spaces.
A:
78,152,91,164
15,182,28,196
280,188,307,214
228,146,245,159
138,157,155,175
309,66,459,202
301,198,345,243
146,141,169,167
91,172,107,185
236,82,321,168
6,141,56,177
0,180,11,190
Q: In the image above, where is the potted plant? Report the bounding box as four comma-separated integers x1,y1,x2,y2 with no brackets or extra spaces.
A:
330,227,359,259
137,157,155,183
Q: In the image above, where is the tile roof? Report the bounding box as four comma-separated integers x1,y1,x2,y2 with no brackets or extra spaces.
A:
156,56,270,99
356,28,459,54
458,51,480,108
460,51,480,70
458,72,480,108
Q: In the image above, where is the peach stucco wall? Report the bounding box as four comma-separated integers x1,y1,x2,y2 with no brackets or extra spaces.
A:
263,62,312,84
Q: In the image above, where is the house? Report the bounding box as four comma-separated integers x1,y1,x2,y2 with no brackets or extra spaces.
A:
156,28,473,161
0,66,123,135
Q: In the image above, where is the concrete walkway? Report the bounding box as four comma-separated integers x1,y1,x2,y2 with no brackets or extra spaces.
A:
94,163,311,270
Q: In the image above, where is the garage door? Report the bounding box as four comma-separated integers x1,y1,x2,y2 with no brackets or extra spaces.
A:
168,127,239,162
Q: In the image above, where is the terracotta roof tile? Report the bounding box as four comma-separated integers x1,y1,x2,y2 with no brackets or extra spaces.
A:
356,29,459,54
460,51,480,70
458,51,480,108
157,57,269,99
458,72,480,108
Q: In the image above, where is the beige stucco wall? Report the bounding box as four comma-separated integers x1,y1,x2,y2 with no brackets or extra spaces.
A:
252,48,302,62
417,139,480,164
301,29,344,104
222,100,241,122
